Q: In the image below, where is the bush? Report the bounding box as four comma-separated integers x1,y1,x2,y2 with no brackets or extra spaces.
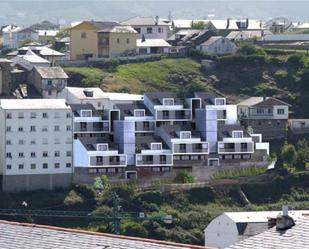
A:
287,54,305,68
187,187,215,204
281,143,297,167
174,170,195,184
122,221,148,237
63,190,83,206
136,191,163,205
73,184,96,200
239,44,266,56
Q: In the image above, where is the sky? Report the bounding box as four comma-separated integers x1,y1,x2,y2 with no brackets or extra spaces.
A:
0,0,308,26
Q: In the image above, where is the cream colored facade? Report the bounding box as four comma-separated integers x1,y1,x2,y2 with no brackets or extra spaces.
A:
70,22,137,60
70,22,99,60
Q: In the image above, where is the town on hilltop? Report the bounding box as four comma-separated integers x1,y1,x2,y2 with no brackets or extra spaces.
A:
0,14,308,249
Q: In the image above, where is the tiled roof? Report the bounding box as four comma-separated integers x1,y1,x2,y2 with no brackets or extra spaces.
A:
225,216,309,249
0,220,209,249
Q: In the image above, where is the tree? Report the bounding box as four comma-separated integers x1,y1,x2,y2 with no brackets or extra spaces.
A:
174,170,195,184
122,221,148,238
191,21,208,30
281,143,297,167
296,139,309,170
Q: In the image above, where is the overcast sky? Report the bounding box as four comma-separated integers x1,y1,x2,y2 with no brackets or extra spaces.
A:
0,0,308,26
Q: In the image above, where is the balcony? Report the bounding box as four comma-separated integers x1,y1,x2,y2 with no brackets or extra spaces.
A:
90,155,126,167
173,143,209,154
136,154,173,166
156,110,191,121
74,122,109,132
218,142,254,154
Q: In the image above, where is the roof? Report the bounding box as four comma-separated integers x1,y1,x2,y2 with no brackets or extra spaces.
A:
223,210,309,223
99,25,137,34
217,124,249,140
18,49,50,63
238,97,290,107
0,220,208,249
200,36,224,46
295,22,309,29
226,30,267,40
35,66,69,79
37,30,59,37
263,34,309,42
121,16,169,26
137,38,171,48
72,21,120,30
209,19,262,30
145,92,182,105
16,46,65,57
0,99,70,110
66,87,143,101
225,215,309,249
70,103,100,117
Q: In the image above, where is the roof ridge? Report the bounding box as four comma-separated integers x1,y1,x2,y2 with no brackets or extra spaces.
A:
0,220,210,249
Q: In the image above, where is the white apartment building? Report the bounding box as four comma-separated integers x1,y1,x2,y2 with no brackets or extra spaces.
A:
0,99,73,192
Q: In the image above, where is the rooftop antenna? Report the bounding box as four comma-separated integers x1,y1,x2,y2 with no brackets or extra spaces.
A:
168,10,172,22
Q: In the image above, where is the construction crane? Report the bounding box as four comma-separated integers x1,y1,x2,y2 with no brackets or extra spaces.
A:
0,192,174,235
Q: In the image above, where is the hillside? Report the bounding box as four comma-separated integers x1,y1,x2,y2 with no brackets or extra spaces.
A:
64,48,309,118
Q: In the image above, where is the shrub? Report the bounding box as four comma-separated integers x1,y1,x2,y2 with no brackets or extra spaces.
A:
122,221,148,237
174,170,195,184
287,54,305,68
136,191,163,205
281,143,297,167
187,187,215,204
239,44,266,56
73,184,96,200
63,190,83,206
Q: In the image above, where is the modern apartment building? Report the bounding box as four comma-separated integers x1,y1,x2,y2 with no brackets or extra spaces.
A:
0,99,73,192
72,92,269,183
238,97,290,140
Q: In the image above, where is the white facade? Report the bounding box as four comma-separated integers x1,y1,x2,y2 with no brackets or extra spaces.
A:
197,36,237,55
3,27,39,49
0,99,73,177
206,102,238,125
204,210,309,249
58,87,143,110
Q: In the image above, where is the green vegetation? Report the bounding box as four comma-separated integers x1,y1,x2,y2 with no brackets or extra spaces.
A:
213,166,268,180
191,21,208,30
65,67,107,87
174,170,195,183
0,170,308,245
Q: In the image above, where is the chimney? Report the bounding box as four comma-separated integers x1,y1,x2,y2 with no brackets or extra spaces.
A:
246,18,249,28
276,205,295,231
155,16,159,25
226,18,230,29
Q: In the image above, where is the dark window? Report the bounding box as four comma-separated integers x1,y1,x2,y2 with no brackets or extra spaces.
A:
147,27,153,34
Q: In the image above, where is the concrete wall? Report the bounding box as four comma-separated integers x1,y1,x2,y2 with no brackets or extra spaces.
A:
2,173,72,192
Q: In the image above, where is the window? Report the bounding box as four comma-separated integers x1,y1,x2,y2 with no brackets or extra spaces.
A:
6,113,12,119
18,112,24,119
43,151,48,157
147,27,153,33
18,164,24,170
180,144,186,151
232,131,243,138
48,91,52,96
18,127,24,132
31,164,36,169
256,108,264,114
66,112,71,118
117,38,120,44
42,112,48,118
6,126,11,132
97,144,108,151
18,152,24,158
54,138,60,144
42,126,48,132
30,125,36,132
81,32,87,38
42,163,48,169
54,112,60,118
134,109,145,117
47,80,52,86
180,131,191,139
66,125,71,131
31,139,36,145
30,152,36,158
81,110,92,117
134,27,141,33
66,163,72,168
30,112,36,119
277,108,285,115
126,38,130,44
6,152,12,158
54,163,60,169
215,98,226,105
163,98,174,106
54,125,60,131
158,27,162,33
6,165,12,170
162,110,169,117
6,140,11,145
151,143,162,150
18,139,24,145
66,151,72,157
55,151,60,157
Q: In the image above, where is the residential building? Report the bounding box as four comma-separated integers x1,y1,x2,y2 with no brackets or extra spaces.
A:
238,97,291,139
205,209,309,249
136,38,171,54
2,27,39,49
29,66,68,98
58,87,143,110
7,44,65,64
264,17,294,34
121,16,171,40
171,19,209,32
225,210,309,249
0,99,73,192
208,19,264,36
70,21,137,60
196,36,237,55
293,22,309,33
37,30,59,45
226,30,272,42
0,220,208,249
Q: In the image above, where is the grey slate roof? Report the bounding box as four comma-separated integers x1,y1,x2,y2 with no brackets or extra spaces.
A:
0,220,207,249
35,66,69,79
225,216,309,249
121,16,169,26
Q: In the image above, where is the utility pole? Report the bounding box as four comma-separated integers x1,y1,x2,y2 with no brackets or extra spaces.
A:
111,192,121,234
